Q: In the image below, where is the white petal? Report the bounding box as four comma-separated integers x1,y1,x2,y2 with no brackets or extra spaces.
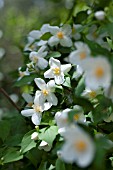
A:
47,93,58,106
61,24,72,35
37,40,47,46
61,142,77,163
44,69,54,79
61,64,71,74
49,57,61,68
44,102,52,110
32,113,42,125
29,51,38,61
54,74,64,85
60,37,72,47
47,80,55,92
34,78,46,90
37,58,48,70
49,26,59,35
29,30,41,39
34,95,45,107
48,36,59,46
21,109,34,117
41,24,50,34
38,45,47,54
22,93,33,103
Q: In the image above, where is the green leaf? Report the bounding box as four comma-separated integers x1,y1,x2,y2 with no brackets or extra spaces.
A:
63,77,71,88
14,73,38,87
55,159,65,170
46,52,61,59
0,120,10,141
39,126,58,146
73,2,89,17
25,148,43,167
38,161,47,170
75,77,85,97
2,148,23,164
21,130,36,154
106,37,113,50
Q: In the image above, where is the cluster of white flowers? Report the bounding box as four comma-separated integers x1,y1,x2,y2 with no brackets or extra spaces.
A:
20,22,112,168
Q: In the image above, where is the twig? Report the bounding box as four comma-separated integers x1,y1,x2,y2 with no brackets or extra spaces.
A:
0,87,21,112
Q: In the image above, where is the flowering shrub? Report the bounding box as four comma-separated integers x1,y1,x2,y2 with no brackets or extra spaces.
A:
1,1,113,170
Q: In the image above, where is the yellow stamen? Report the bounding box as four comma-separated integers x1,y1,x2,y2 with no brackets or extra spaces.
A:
80,52,86,60
33,56,38,63
72,27,76,34
42,89,49,96
89,91,96,98
73,114,80,121
95,67,104,78
33,105,41,112
75,140,87,152
28,102,33,107
53,67,60,75
57,31,64,39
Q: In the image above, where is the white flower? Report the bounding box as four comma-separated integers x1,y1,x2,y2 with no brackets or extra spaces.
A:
22,93,34,107
38,140,51,151
21,95,45,125
94,11,105,20
44,57,71,84
81,87,103,99
18,67,30,80
69,42,91,67
72,24,82,40
29,46,48,70
55,108,71,133
34,78,58,106
82,57,112,90
48,24,72,47
86,25,110,50
31,132,38,140
73,105,86,123
60,125,95,168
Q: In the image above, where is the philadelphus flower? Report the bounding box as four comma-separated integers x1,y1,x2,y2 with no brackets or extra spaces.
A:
94,11,105,20
60,125,95,168
48,24,72,47
82,87,103,99
21,95,46,125
29,46,48,70
82,57,112,90
44,57,71,84
18,67,30,80
55,108,71,134
73,105,86,123
34,78,58,106
22,93,34,107
72,24,82,40
38,140,51,152
69,42,91,67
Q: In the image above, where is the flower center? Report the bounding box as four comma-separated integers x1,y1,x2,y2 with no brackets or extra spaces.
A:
57,31,64,39
53,67,60,75
42,89,49,96
89,91,96,98
33,105,41,112
73,114,80,121
33,56,38,63
19,71,25,77
75,140,87,152
95,67,104,78
80,52,86,60
28,102,33,107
